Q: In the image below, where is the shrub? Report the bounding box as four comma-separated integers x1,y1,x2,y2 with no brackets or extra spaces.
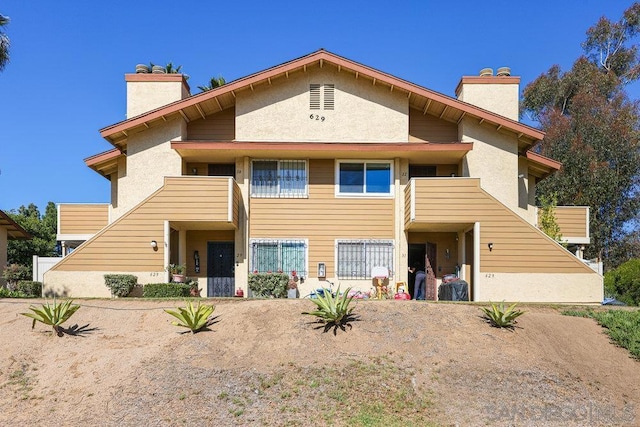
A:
303,286,357,333
21,299,81,337
164,301,215,333
2,264,31,289
604,259,640,306
248,273,288,298
480,301,525,329
143,283,191,298
16,281,42,297
0,287,27,298
104,274,138,297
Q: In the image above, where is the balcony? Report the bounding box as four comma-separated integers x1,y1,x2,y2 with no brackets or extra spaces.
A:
57,203,109,238
539,206,590,245
156,176,241,229
405,178,484,231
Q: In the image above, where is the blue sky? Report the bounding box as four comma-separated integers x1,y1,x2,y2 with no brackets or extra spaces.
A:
0,0,635,213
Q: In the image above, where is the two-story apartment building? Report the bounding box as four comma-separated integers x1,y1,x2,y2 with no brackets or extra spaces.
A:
45,50,602,302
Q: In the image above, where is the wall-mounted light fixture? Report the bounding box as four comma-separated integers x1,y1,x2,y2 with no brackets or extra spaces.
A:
488,242,494,252
194,250,200,273
317,262,326,278
445,248,450,260
150,240,158,249
192,168,198,175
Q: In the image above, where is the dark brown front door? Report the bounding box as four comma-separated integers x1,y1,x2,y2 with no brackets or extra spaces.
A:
207,241,235,297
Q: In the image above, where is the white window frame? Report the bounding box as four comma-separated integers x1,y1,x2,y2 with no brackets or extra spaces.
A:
250,239,308,277
251,159,309,198
335,159,394,197
335,239,394,280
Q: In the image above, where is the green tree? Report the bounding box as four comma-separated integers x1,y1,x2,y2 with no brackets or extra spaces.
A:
198,75,226,92
0,14,10,72
539,193,563,244
604,258,640,305
522,3,640,270
7,202,59,268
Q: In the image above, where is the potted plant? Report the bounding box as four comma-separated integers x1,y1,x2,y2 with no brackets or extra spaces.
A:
166,264,187,283
186,278,201,297
287,270,299,299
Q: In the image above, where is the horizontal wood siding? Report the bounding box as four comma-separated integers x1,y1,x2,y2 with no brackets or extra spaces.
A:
408,108,458,142
53,177,237,272
187,108,235,140
58,204,109,234
410,178,593,273
551,206,589,239
250,159,395,277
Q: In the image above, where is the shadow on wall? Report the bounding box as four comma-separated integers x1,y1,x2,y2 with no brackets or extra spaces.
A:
43,286,69,298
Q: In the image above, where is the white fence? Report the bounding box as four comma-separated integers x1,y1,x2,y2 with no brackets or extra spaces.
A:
33,255,62,283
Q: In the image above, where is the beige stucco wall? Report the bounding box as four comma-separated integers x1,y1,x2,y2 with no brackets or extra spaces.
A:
235,67,408,142
457,82,519,121
126,79,190,118
43,270,166,298
460,119,520,213
0,227,7,287
112,118,185,220
477,272,603,303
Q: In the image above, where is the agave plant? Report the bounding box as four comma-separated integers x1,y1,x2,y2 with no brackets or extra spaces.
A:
164,301,215,333
303,286,357,333
21,299,81,337
480,301,524,329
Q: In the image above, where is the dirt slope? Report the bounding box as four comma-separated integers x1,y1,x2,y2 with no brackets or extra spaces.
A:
0,298,638,426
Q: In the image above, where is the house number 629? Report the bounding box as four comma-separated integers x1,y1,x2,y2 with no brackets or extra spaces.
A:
309,114,325,121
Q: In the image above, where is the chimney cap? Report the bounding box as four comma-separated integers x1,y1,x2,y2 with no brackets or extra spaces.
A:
496,67,511,76
479,68,493,77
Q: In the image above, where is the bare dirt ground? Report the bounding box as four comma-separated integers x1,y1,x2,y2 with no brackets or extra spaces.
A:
0,298,638,426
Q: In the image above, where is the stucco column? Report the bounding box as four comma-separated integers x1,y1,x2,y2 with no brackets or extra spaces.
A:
178,229,187,268
396,158,409,287
234,156,250,296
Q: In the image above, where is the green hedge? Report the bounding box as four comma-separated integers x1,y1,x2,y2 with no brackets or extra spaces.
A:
143,283,191,298
104,274,138,297
248,273,288,298
604,259,640,306
16,281,42,297
0,287,28,298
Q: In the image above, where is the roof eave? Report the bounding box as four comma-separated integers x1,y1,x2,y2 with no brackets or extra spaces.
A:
99,49,545,144
0,210,32,240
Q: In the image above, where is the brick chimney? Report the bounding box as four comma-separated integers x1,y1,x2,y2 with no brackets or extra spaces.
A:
125,71,191,119
455,67,519,121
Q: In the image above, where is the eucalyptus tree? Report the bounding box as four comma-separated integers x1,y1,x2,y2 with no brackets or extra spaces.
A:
0,14,10,72
522,3,640,269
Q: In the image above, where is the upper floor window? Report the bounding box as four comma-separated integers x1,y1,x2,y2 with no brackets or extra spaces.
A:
336,160,393,196
251,160,308,198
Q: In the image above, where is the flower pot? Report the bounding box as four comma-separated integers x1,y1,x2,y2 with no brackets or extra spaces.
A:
135,64,150,74
172,274,185,283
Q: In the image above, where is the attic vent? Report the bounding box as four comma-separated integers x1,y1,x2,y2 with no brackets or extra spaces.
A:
324,84,335,110
310,84,321,110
